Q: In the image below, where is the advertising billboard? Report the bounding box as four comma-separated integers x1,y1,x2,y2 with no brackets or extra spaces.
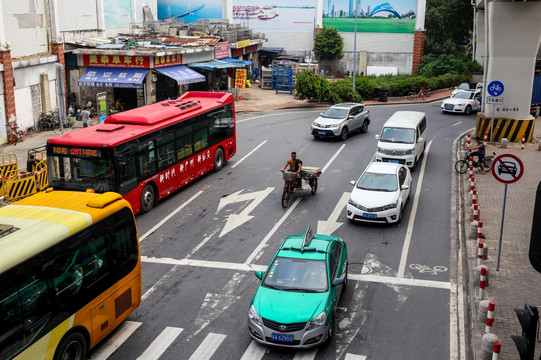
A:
232,0,315,33
323,0,417,33
157,0,222,22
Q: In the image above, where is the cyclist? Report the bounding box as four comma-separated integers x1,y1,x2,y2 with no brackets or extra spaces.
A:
281,152,302,191
470,136,486,174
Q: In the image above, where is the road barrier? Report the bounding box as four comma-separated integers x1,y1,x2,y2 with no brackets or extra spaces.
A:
486,302,495,334
492,342,501,360
3,173,38,202
0,153,18,178
479,266,487,299
476,115,535,142
478,242,484,266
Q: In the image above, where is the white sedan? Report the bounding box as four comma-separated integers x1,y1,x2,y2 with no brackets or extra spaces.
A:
346,162,412,224
441,90,481,115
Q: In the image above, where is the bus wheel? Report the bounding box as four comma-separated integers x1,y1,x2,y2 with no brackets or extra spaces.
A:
213,148,224,172
54,331,87,360
140,184,155,213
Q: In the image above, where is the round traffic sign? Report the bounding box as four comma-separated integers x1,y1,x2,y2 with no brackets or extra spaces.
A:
491,154,524,184
487,81,504,97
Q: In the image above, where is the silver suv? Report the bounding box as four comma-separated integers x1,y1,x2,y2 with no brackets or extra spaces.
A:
311,103,370,141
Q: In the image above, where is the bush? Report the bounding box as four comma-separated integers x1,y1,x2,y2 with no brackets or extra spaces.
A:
417,54,468,77
329,79,363,103
294,70,331,102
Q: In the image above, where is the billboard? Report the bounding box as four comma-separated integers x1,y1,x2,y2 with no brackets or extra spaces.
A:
323,0,417,33
104,0,132,28
232,0,315,33
157,0,222,22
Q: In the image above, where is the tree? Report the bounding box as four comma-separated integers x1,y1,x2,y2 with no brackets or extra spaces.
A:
425,0,473,55
313,26,344,61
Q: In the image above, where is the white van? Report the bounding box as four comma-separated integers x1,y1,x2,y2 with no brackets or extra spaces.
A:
374,111,427,170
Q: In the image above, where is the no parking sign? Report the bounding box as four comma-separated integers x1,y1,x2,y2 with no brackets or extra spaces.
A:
491,154,524,184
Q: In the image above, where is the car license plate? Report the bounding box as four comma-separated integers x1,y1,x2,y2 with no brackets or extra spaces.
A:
271,333,294,343
362,213,377,219
388,159,399,163
445,105,453,110
318,131,326,135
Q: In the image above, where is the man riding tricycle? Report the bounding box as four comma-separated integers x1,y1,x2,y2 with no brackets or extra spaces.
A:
280,152,321,208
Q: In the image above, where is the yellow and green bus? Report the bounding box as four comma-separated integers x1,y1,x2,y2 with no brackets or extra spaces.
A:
0,189,142,360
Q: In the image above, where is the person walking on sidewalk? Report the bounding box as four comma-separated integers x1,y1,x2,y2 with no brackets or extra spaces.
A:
471,136,486,174
81,106,91,128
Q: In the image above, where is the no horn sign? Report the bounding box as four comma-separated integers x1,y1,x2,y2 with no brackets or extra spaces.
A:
491,154,524,184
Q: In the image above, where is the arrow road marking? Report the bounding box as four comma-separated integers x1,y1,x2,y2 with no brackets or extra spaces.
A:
218,187,274,237
317,192,350,235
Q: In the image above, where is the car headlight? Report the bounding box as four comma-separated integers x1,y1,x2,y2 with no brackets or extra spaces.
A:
381,200,398,211
305,311,326,331
330,124,339,129
377,146,384,153
348,198,364,210
249,305,262,326
406,148,415,155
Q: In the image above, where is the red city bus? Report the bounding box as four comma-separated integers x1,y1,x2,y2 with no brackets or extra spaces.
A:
46,91,236,214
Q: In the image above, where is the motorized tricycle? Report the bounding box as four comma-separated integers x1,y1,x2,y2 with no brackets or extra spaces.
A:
281,166,321,208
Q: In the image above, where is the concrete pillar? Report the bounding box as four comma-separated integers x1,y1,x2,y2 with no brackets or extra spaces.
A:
0,47,16,128
485,2,541,120
51,43,68,108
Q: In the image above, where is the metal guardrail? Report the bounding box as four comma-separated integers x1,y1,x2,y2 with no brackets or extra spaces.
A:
0,151,49,204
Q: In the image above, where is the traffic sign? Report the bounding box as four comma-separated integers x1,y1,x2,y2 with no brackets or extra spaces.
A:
487,81,504,96
486,96,504,105
491,154,524,184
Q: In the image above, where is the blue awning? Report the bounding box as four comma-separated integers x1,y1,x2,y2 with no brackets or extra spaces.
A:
188,59,248,71
261,47,284,53
154,65,206,85
78,67,148,88
221,58,253,66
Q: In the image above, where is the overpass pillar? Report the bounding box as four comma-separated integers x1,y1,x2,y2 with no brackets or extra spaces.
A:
477,1,541,143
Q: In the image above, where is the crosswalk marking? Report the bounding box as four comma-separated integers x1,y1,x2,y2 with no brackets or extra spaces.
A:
293,349,318,359
136,326,183,360
345,355,367,360
91,321,142,360
189,333,227,360
239,340,267,360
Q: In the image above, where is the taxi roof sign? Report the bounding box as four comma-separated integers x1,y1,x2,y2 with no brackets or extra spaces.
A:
302,226,314,248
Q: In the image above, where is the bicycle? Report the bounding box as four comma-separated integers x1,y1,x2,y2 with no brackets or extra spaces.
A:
6,123,24,145
408,88,426,101
454,150,495,174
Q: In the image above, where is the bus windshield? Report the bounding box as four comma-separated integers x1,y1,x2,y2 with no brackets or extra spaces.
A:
48,150,116,193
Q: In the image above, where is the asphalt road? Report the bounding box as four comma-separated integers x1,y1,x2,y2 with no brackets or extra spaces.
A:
89,101,476,360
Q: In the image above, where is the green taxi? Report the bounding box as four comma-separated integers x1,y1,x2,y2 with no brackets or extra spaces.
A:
248,226,348,348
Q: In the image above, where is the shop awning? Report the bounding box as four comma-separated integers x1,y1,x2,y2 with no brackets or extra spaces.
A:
78,67,148,88
154,65,206,85
188,59,249,71
221,58,253,66
261,47,284,53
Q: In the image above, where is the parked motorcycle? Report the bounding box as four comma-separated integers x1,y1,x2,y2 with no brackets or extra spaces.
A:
39,112,53,131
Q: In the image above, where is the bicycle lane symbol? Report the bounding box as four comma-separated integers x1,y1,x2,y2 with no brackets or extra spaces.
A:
487,81,504,97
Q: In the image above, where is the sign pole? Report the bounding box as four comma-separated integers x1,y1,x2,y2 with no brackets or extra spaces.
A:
490,103,495,142
496,183,508,271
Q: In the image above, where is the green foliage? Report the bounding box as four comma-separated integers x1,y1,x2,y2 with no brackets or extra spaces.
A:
329,79,363,103
425,0,473,55
466,59,484,74
313,26,344,61
294,70,331,102
417,54,468,77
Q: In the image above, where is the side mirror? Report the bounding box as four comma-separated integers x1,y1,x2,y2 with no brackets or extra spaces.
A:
332,278,344,286
375,134,380,140
254,271,263,280
417,137,424,143
350,180,356,186
401,184,410,190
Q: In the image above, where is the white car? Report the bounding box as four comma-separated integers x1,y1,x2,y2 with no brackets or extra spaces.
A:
346,162,412,224
311,103,370,141
450,82,483,97
441,90,481,115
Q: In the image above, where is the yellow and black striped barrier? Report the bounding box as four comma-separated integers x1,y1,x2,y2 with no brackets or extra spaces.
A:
4,174,38,203
35,167,48,191
476,114,535,142
0,153,18,178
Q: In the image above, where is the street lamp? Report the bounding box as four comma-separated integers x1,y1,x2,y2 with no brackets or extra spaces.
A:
352,0,359,91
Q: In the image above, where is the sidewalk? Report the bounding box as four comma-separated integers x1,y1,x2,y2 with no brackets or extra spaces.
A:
460,122,541,359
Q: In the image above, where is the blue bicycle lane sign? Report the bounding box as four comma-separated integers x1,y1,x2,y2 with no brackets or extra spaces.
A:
487,81,504,97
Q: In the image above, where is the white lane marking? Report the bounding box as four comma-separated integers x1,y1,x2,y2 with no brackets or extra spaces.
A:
293,349,318,359
231,140,267,169
142,256,267,272
345,355,367,360
237,111,316,124
139,191,203,242
451,121,463,127
142,265,180,302
350,273,450,289
188,333,226,360
91,321,142,360
245,197,302,264
397,140,432,278
317,192,350,235
321,144,346,174
240,340,267,360
140,256,449,289
136,327,183,360
336,282,368,359
218,187,275,237
186,229,220,258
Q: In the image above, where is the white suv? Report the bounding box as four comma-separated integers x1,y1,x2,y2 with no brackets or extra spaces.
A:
311,103,370,141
